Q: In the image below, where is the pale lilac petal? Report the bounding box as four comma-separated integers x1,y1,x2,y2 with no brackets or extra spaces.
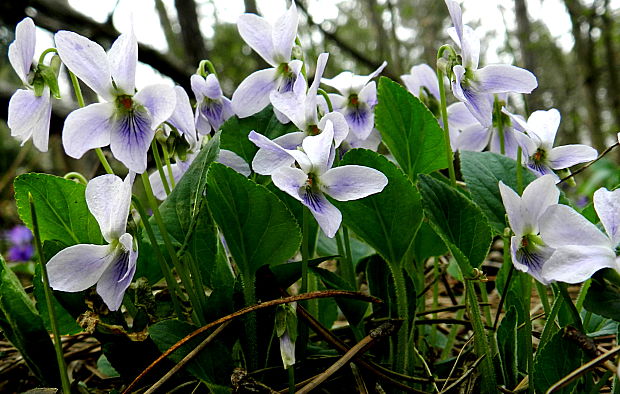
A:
455,124,489,152
452,65,493,127
62,102,114,159
489,127,520,159
510,236,554,285
86,172,134,242
541,245,618,284
107,30,137,94
319,112,349,147
47,243,115,292
109,108,154,173
272,1,298,62
362,62,388,88
540,204,612,248
302,189,342,238
401,64,439,99
232,68,278,118
204,74,224,99
149,163,185,200
54,31,113,100
134,84,176,127
199,98,232,132
521,174,560,233
461,25,480,70
96,233,137,311
502,108,530,133
168,86,197,144
548,145,597,170
8,17,36,83
527,109,560,144
321,165,387,201
345,128,381,151
279,332,296,369
594,188,620,246
302,121,334,174
270,75,306,128
343,103,374,140
447,102,478,129
8,88,52,152
272,165,307,197
326,93,346,110
272,132,306,149
249,131,297,175
190,74,207,101
307,53,329,100
499,181,525,237
444,0,463,44
359,81,378,108
322,71,355,96
237,13,276,66
217,149,251,177
273,107,291,124
474,64,538,94
512,129,538,158
195,109,212,135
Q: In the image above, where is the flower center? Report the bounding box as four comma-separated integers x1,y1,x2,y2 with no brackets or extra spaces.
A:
308,124,320,135
532,148,546,163
116,95,134,112
348,94,359,106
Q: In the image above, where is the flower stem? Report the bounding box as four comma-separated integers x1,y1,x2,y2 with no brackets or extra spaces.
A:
300,208,311,294
151,140,171,196
28,193,71,394
336,228,356,290
516,147,524,194
317,89,334,112
160,142,176,188
68,70,114,174
494,96,505,155
388,261,409,374
37,48,58,66
63,171,88,185
436,47,457,187
519,273,534,394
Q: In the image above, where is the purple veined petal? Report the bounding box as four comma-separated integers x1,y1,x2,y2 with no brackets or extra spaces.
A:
359,81,378,108
195,109,212,135
47,243,116,292
270,77,307,128
302,121,335,174
459,89,493,128
62,102,115,159
541,245,618,284
8,17,36,84
444,0,463,44
300,188,342,238
217,149,251,177
271,0,299,62
168,86,197,144
342,102,374,140
279,331,296,369
190,74,207,101
272,132,306,149
204,74,224,99
502,107,529,132
499,181,525,237
345,128,382,151
520,174,560,233
540,204,612,248
489,126,520,159
249,130,297,175
526,160,556,180
199,98,227,131
149,163,185,200
109,107,154,173
527,109,561,144
237,13,276,66
456,124,490,152
548,144,597,170
460,25,480,70
86,172,135,242
401,64,440,100
511,128,538,159
96,233,137,311
474,64,538,94
594,187,620,246
320,165,388,201
447,102,478,129
319,111,349,148
107,30,138,95
510,235,554,285
54,31,114,101
232,68,278,118
134,84,176,127
271,166,307,203
8,88,52,152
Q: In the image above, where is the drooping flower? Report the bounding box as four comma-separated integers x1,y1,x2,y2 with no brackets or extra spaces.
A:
499,174,559,284
504,108,597,180
47,172,137,311
191,73,234,134
539,187,620,283
444,0,537,127
55,29,176,173
231,1,302,119
401,63,441,111
7,17,53,152
5,225,34,262
270,121,388,237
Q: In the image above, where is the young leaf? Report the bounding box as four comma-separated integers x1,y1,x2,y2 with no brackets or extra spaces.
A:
332,149,422,266
418,174,492,275
533,329,584,394
14,173,102,246
375,77,447,180
460,151,537,235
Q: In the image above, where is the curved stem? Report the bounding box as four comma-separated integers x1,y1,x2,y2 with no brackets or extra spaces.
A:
63,171,88,185
318,89,334,112
151,139,171,196
37,48,58,66
435,67,456,187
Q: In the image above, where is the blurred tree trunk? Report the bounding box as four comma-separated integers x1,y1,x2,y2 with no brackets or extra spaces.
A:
243,0,258,14
155,0,185,60
514,0,543,112
364,0,392,71
602,0,620,133
174,0,209,67
564,0,605,150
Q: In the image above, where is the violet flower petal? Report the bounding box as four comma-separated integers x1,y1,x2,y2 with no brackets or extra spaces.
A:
62,102,114,159
8,17,36,84
594,188,620,246
321,165,388,201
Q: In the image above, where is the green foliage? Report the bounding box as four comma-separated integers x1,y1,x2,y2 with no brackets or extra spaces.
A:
418,174,492,275
0,254,59,386
311,266,368,326
533,329,584,393
33,264,82,335
460,151,537,235
14,173,102,246
375,77,447,180
333,149,422,266
497,306,518,389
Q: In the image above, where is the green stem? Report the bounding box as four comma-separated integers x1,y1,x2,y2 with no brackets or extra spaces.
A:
539,289,564,345
160,142,176,188
63,171,88,185
29,194,71,394
300,208,310,294
575,279,592,312
494,96,505,155
440,298,465,360
183,254,208,325
288,367,295,394
242,271,258,370
435,51,456,187
197,59,217,77
131,196,185,317
557,282,584,330
336,228,356,290
68,70,114,174
465,279,497,393
388,261,410,374
519,273,534,394
535,280,551,316
317,89,334,112
37,48,58,66
516,147,524,194
151,140,171,196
